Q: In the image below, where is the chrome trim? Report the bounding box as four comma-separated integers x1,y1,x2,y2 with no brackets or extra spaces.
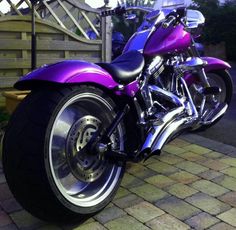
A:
203,103,228,125
141,106,185,151
152,117,191,152
149,85,185,107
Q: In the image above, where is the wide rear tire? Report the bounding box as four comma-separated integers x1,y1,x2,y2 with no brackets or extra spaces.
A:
3,85,126,222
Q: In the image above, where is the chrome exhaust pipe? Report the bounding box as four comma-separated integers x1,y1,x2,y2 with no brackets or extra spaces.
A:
140,80,199,158
151,116,192,154
202,103,228,125
141,106,185,153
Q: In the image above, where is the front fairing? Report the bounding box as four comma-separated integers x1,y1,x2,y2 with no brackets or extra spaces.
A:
144,25,191,56
123,9,167,53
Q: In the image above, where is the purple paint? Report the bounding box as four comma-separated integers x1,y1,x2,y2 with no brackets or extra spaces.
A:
18,60,117,88
184,57,231,86
124,80,140,97
15,60,140,97
144,25,191,56
123,30,152,53
201,57,231,72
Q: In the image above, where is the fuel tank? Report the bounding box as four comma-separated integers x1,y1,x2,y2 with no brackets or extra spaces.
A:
144,25,191,56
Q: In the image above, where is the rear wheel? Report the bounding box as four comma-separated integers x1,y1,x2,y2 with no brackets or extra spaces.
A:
3,85,126,222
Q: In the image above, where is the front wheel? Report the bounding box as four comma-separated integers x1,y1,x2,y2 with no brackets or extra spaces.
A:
3,85,126,222
190,69,233,131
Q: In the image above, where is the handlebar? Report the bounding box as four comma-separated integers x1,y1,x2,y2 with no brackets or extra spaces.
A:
101,6,152,17
100,6,126,17
162,15,176,28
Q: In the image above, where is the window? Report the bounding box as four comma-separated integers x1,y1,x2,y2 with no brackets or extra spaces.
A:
162,0,185,7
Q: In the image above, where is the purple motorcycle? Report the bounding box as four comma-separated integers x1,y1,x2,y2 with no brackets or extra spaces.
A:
2,6,233,222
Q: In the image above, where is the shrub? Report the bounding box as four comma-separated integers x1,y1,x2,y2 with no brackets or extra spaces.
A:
191,0,236,60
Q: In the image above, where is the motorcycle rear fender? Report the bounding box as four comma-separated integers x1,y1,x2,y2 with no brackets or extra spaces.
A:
184,57,231,85
14,60,139,97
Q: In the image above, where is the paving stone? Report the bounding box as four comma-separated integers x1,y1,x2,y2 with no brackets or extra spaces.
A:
185,212,220,230
167,183,198,199
130,184,169,203
157,154,184,165
0,184,13,202
94,206,126,224
125,201,164,223
73,222,106,230
175,161,208,175
142,157,159,166
208,222,236,230
126,164,157,179
146,214,190,230
180,133,208,144
113,194,143,209
10,210,45,230
162,145,187,155
113,187,130,200
62,218,94,230
191,179,229,197
183,144,212,155
0,211,12,227
155,196,200,221
198,159,230,171
121,173,144,188
0,224,18,230
191,136,224,151
221,167,236,178
145,175,176,188
217,208,236,227
213,144,236,156
218,191,236,208
36,225,62,230
169,171,200,184
198,170,223,180
213,175,236,191
0,174,6,184
147,161,179,175
185,193,231,215
179,151,207,162
168,138,190,148
0,198,22,213
104,215,150,230
204,151,224,159
220,158,236,167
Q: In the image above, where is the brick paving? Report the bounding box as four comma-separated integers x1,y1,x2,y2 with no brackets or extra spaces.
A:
1,134,236,229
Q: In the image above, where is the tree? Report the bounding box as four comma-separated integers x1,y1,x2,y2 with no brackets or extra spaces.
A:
191,0,236,60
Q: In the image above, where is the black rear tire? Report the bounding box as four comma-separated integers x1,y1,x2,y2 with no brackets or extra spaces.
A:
3,85,126,222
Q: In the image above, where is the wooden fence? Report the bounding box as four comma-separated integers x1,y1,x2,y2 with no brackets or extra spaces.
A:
0,0,112,89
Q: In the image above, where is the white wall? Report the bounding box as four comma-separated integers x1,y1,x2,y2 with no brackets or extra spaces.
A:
154,0,226,9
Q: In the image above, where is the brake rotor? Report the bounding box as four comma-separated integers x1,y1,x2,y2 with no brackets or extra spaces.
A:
66,115,107,182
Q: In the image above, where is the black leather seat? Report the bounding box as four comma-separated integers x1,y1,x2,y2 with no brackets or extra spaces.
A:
97,50,145,84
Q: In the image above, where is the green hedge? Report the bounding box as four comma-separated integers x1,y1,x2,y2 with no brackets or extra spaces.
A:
192,0,236,60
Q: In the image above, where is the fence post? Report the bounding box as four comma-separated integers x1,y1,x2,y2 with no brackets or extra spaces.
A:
101,15,112,62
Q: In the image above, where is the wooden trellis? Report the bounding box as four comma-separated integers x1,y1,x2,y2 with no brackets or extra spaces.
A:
0,0,112,89
0,0,104,41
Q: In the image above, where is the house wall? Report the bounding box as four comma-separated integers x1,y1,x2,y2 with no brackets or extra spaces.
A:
154,0,226,9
